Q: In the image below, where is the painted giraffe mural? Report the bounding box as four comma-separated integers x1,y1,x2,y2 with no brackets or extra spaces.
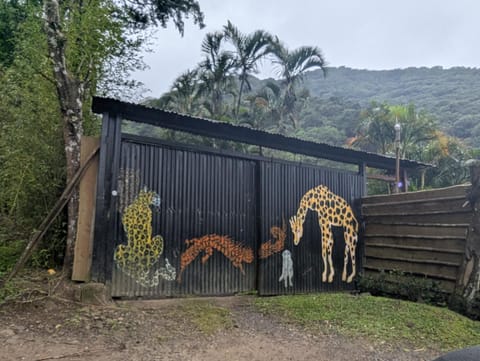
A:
289,185,358,283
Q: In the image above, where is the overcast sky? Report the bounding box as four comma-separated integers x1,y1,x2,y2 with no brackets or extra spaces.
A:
134,0,480,97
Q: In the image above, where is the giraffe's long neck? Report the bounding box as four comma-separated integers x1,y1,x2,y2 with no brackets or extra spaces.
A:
295,198,311,230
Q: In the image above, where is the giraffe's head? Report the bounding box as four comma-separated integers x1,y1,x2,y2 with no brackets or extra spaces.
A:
289,215,303,245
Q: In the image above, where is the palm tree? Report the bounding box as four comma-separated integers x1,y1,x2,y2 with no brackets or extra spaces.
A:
390,104,437,159
197,31,236,119
241,81,282,131
353,102,395,155
269,39,327,128
354,102,438,160
150,69,203,115
223,21,273,119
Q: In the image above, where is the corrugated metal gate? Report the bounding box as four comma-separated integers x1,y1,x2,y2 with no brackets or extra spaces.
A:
258,161,363,295
110,136,257,297
93,133,364,298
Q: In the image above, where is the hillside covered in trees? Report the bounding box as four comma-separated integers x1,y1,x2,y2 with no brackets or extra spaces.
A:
142,21,480,194
299,66,480,146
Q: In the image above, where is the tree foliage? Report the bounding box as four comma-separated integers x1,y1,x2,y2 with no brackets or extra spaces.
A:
223,21,273,119
0,0,206,271
0,5,65,266
121,0,204,33
301,66,480,147
0,0,30,69
197,31,237,119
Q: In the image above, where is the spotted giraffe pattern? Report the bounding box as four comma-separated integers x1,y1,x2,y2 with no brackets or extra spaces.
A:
114,188,175,287
289,185,358,283
177,234,254,283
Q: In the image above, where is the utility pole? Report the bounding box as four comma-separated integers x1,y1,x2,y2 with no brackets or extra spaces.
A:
394,122,401,193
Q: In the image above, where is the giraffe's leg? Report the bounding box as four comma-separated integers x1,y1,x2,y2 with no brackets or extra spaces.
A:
327,235,335,283
321,246,327,283
342,238,349,282
321,222,334,282
347,230,358,283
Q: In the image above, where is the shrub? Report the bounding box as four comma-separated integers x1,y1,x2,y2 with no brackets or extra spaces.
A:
358,270,448,306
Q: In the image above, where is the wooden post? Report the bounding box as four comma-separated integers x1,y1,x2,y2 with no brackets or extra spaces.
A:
420,168,426,190
72,137,100,281
403,169,408,193
452,160,480,318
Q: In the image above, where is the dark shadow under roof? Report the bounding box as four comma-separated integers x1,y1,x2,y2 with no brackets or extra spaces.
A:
92,97,430,171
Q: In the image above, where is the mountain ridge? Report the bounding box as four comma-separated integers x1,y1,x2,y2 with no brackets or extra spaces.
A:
294,66,480,145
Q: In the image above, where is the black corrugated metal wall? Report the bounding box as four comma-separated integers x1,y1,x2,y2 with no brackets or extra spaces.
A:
101,134,364,298
111,137,257,297
258,161,363,295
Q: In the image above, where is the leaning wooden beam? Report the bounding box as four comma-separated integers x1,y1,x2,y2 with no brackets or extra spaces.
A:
0,145,100,288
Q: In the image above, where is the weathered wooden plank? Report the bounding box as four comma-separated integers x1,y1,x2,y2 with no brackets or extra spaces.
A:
362,198,469,216
365,243,464,254
365,223,467,238
364,235,466,252
364,257,459,281
72,137,100,282
365,245,464,266
362,195,465,208
362,185,469,204
364,212,470,225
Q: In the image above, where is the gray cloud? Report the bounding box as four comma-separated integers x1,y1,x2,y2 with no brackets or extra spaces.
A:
134,0,480,96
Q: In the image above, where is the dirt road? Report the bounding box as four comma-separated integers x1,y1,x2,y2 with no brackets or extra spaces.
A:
0,296,438,361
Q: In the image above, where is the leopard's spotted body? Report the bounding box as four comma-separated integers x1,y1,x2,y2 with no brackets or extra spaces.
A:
114,188,175,286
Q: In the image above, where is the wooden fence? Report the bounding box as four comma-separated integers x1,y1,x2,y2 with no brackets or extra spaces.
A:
361,185,471,293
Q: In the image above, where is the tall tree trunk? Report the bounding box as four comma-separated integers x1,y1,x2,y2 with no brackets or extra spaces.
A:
236,76,245,119
44,0,84,274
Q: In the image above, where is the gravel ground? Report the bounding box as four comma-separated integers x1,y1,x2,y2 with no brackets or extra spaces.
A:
0,295,440,361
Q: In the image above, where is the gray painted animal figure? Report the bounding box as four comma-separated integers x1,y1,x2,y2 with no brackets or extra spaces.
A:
279,250,293,288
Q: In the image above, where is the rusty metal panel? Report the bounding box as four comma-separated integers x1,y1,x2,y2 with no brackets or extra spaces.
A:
110,136,257,297
258,160,364,295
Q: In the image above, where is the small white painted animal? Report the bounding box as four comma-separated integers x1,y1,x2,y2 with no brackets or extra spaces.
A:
279,250,294,288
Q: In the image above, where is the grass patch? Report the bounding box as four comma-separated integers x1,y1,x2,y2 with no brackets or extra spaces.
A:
178,300,234,335
255,293,480,351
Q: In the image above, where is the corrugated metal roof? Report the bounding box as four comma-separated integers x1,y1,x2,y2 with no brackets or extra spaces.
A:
92,96,431,171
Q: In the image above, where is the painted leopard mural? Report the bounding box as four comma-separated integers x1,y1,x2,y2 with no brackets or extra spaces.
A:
114,187,175,287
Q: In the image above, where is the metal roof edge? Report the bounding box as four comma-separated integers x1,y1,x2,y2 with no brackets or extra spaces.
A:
92,96,432,171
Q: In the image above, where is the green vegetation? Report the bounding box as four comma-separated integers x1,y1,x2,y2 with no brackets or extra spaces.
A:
302,66,480,147
1,0,479,276
146,25,478,193
178,300,234,334
255,293,480,351
0,240,24,279
0,0,205,272
358,271,448,306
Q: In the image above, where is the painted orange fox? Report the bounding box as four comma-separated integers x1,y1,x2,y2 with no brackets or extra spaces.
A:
259,220,287,259
177,234,254,283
